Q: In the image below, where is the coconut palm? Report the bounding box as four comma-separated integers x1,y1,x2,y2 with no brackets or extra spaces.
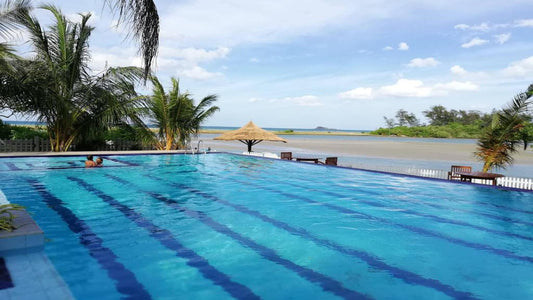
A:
475,85,532,172
144,76,219,150
0,0,30,66
107,0,159,79
0,0,30,40
0,5,148,151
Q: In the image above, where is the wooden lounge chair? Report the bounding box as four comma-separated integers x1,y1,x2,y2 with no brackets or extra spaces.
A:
280,152,292,160
448,165,472,180
318,157,337,166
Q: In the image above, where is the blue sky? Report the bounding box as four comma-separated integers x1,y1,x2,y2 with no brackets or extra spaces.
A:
7,0,533,129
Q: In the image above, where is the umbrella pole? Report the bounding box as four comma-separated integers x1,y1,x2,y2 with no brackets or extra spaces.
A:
247,141,253,152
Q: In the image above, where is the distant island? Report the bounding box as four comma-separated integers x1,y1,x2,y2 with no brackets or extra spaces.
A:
314,126,337,131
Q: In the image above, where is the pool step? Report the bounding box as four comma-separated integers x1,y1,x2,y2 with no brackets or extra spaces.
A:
0,210,44,253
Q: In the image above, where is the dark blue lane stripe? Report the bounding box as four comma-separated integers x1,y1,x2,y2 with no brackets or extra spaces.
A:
232,178,533,264
139,174,478,300
0,258,14,290
282,176,533,227
5,162,20,171
105,175,370,299
67,177,259,300
26,179,151,300
103,157,140,166
279,180,533,241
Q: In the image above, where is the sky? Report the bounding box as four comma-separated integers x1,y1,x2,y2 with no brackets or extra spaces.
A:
5,0,533,130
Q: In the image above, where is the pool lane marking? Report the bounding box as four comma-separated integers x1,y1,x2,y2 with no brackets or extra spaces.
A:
67,177,260,300
5,162,20,171
231,178,533,264
26,179,152,300
264,178,533,240
105,175,371,300
139,174,478,300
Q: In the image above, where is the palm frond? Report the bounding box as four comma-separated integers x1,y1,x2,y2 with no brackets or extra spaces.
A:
106,0,159,79
0,0,31,39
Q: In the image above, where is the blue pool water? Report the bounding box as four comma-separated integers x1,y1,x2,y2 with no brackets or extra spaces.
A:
0,153,532,299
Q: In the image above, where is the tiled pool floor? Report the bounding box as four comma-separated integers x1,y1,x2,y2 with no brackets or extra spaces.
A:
0,250,73,300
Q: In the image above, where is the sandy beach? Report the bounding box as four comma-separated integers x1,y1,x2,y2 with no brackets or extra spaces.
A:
205,135,533,163
203,134,533,177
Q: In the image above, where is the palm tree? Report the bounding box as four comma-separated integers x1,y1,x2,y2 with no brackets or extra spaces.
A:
107,0,159,79
144,76,219,150
0,0,30,66
0,5,148,151
475,85,532,172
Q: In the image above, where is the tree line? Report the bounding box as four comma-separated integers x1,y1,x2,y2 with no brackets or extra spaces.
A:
374,86,533,172
0,2,218,151
382,106,493,128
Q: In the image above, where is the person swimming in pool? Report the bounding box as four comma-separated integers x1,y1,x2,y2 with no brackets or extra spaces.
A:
85,155,97,168
96,157,104,167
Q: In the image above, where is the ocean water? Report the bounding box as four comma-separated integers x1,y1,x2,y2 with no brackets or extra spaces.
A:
0,153,532,299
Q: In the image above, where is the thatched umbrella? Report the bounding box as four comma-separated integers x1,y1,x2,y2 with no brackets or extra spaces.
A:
214,121,287,152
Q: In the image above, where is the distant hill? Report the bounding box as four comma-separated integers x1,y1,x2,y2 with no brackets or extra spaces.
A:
314,126,336,131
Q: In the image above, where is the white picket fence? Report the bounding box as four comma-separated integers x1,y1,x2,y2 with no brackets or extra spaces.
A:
346,163,533,191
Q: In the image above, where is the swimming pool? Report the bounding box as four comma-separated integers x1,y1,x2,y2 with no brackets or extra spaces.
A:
0,153,532,299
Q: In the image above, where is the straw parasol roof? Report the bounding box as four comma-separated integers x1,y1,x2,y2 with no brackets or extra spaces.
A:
214,121,287,152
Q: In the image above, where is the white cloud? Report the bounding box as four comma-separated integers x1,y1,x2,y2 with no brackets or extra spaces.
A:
249,57,260,63
434,81,479,91
338,88,373,100
249,97,260,102
407,57,440,68
382,46,394,51
502,56,533,77
494,33,511,44
284,95,322,106
450,65,467,75
159,46,230,63
461,37,489,48
178,66,223,80
514,19,533,28
380,79,432,97
345,79,479,99
398,42,409,51
454,22,491,31
156,46,229,80
90,47,141,72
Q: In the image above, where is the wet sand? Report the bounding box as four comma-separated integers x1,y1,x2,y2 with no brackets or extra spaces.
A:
207,136,533,165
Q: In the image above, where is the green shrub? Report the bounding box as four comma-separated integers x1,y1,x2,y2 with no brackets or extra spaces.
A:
10,125,48,139
370,124,482,138
0,204,25,232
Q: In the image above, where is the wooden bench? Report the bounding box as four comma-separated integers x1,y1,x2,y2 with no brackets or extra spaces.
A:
318,157,337,166
295,158,320,164
280,152,293,160
448,165,472,180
